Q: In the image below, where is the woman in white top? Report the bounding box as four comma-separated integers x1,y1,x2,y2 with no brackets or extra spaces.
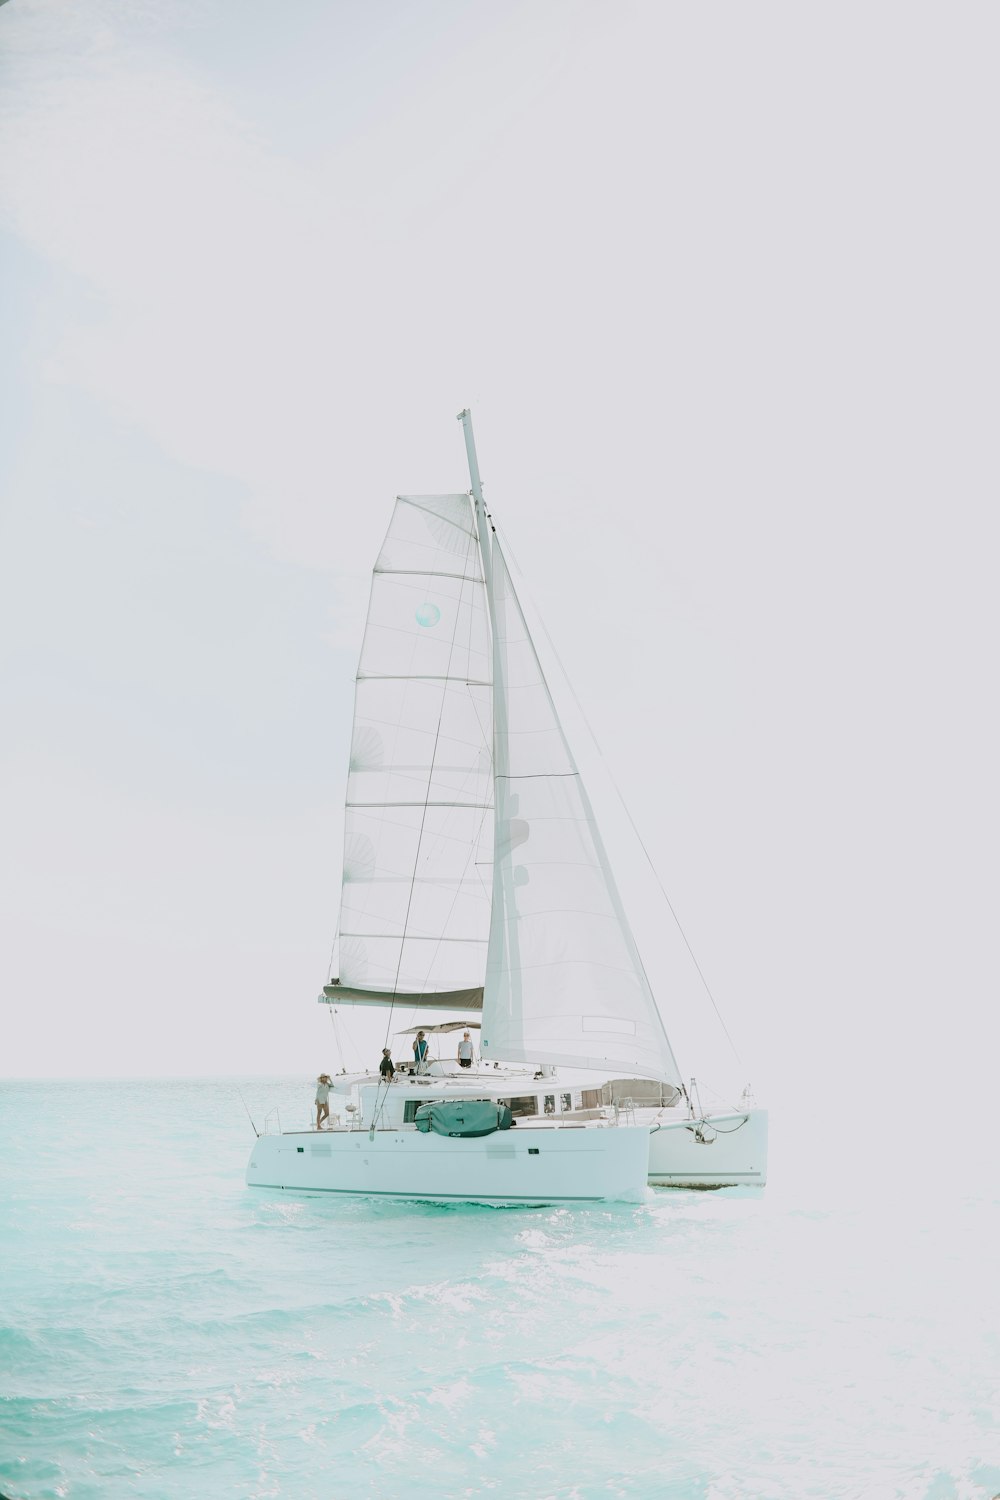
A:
315,1074,331,1129
457,1032,474,1068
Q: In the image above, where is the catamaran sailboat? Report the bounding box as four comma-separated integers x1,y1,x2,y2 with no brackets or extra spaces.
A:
246,411,767,1202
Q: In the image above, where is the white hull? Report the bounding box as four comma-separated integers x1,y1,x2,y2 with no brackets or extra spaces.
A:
644,1106,769,1188
247,1120,651,1206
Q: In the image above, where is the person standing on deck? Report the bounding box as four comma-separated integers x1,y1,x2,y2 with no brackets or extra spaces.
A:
457,1031,474,1069
379,1048,395,1081
412,1031,429,1074
315,1074,331,1129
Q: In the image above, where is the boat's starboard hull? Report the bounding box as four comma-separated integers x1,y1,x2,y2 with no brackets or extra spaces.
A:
645,1106,769,1188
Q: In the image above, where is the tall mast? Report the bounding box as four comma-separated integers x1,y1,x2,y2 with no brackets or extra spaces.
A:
457,408,507,775
457,408,494,596
457,408,517,1039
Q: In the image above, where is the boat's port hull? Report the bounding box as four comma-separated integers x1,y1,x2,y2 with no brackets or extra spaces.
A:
644,1106,768,1188
246,1120,651,1205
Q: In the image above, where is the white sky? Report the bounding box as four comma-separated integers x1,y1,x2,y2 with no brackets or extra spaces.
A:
1,1,997,1113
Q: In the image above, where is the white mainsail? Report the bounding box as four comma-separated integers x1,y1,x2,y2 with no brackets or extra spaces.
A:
331,494,493,1006
480,542,682,1086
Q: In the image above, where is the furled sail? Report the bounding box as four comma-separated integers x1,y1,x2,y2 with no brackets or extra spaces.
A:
481,543,682,1085
320,983,483,1011
332,494,493,1006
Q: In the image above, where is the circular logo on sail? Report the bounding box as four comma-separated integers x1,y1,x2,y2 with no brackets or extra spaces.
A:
415,603,441,628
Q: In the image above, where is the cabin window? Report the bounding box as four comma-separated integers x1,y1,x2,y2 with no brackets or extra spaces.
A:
501,1095,540,1119
403,1098,445,1123
543,1095,556,1115
560,1093,572,1112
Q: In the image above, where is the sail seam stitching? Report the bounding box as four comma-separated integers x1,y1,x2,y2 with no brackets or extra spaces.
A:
357,675,490,683
346,800,492,809
341,933,487,942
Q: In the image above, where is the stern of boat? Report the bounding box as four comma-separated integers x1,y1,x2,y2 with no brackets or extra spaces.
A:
646,1106,769,1189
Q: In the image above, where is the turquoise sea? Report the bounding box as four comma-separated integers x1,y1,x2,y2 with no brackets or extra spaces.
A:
1,1079,997,1500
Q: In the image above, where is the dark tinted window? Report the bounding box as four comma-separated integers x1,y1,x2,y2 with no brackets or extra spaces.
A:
504,1095,540,1119
404,1098,445,1123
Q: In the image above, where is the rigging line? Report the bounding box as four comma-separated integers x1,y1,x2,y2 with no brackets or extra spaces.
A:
325,934,338,984
342,933,485,943
337,1006,366,1073
327,1003,347,1072
490,529,678,1079
497,772,579,780
346,800,493,809
344,815,490,848
685,1114,750,1135
400,798,493,1001
395,495,478,539
463,677,496,908
351,712,490,751
236,1086,259,1138
323,851,342,988
466,678,493,763
493,518,745,1073
393,513,491,1002
357,674,491,684
372,569,483,583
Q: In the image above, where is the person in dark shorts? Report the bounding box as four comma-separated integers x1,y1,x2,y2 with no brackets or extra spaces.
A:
457,1031,474,1068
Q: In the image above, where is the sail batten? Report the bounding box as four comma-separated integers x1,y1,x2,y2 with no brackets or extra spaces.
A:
358,675,492,684
346,801,494,810
373,569,484,582
342,933,487,942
